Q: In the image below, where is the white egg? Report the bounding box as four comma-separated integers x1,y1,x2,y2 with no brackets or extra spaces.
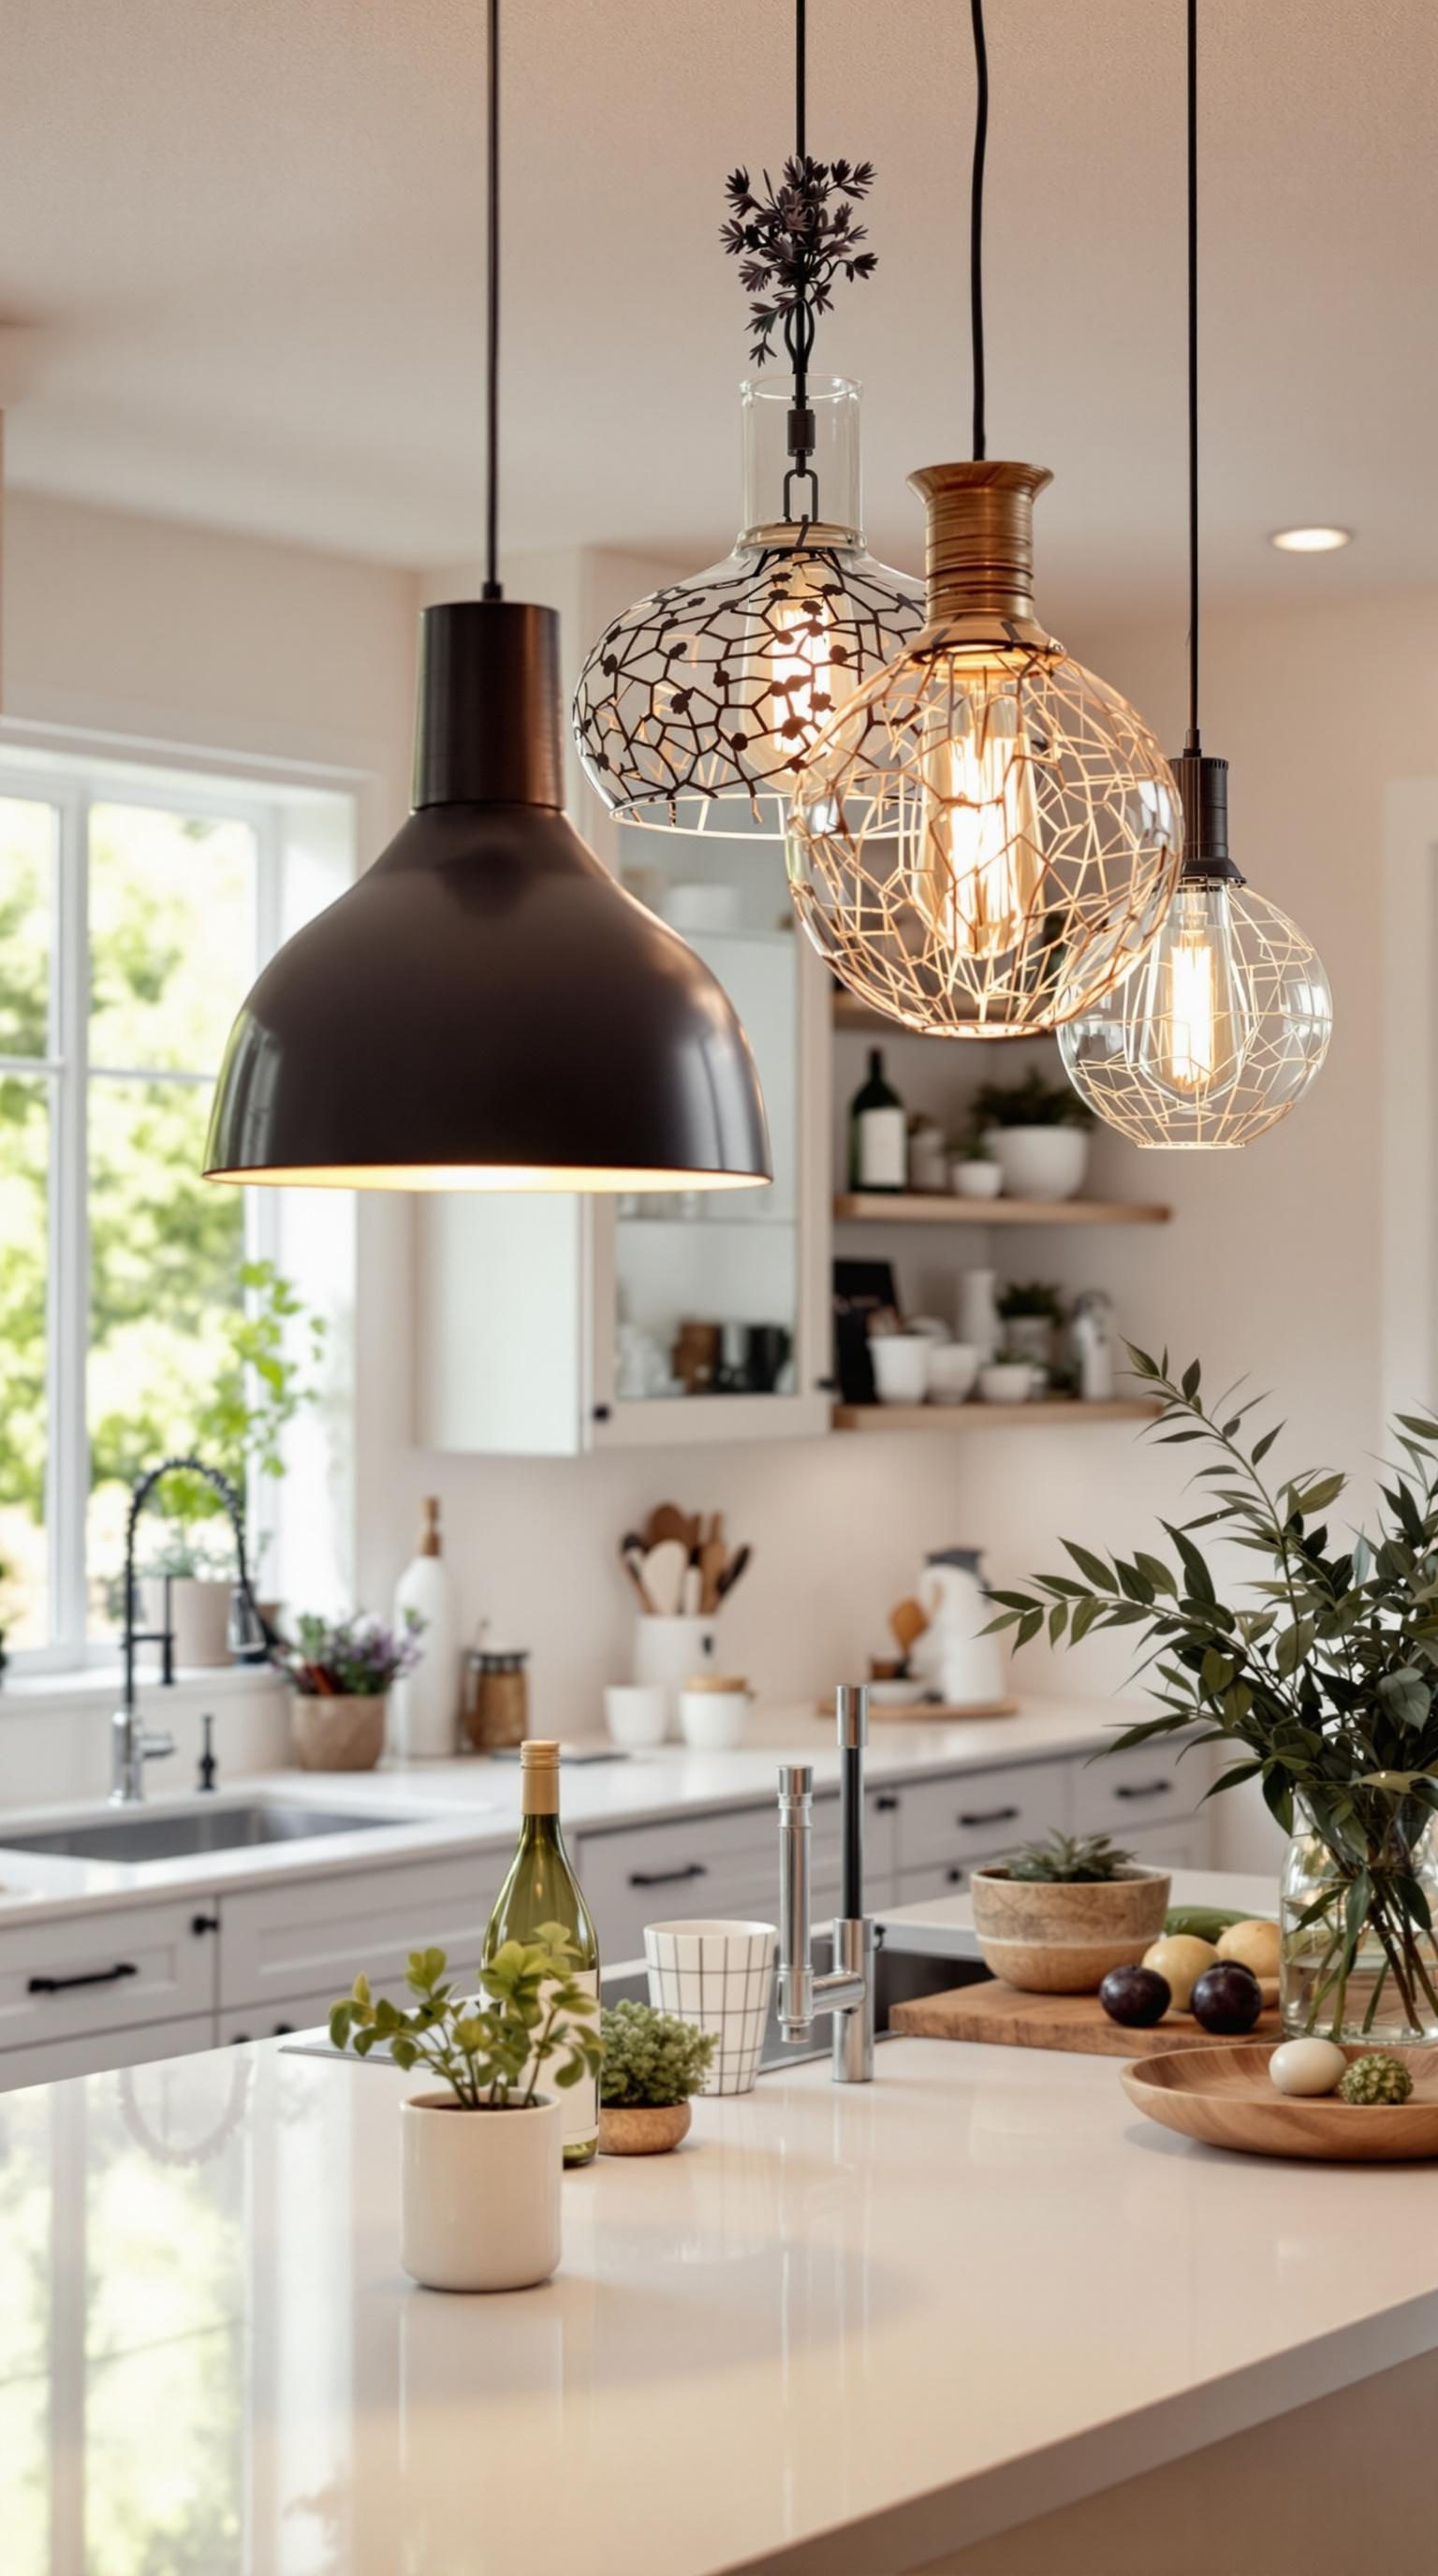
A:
1269,2038,1347,2098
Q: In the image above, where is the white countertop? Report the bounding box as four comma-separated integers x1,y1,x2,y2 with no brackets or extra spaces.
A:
11,2016,1438,2575
0,1694,1132,1925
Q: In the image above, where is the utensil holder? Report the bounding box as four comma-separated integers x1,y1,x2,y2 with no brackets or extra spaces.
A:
634,1615,718,1737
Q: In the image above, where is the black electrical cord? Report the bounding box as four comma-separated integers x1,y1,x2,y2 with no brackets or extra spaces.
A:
1185,0,1199,750
969,0,989,461
482,0,503,601
796,0,806,159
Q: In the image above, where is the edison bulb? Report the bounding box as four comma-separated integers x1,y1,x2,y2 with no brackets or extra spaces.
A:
1128,880,1255,1103
909,661,1046,962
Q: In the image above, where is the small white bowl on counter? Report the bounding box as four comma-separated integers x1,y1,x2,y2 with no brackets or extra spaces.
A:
678,1678,753,1750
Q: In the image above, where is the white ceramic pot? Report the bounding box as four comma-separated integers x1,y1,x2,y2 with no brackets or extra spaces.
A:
868,1334,930,1404
144,1575,232,1670
978,1360,1035,1404
957,1267,1001,1361
401,2091,562,2292
634,1616,718,1734
643,1920,776,2096
988,1126,1090,1202
926,1342,978,1405
950,1158,1002,1200
678,1680,752,1750
603,1684,669,1749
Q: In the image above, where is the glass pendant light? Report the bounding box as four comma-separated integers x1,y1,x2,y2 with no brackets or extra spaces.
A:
786,0,1182,1037
204,0,770,1194
572,2,922,840
1058,0,1331,1146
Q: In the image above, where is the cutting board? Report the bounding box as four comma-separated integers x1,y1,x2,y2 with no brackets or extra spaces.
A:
889,1979,1283,2059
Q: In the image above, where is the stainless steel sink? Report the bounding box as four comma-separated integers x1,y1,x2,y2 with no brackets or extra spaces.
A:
0,1801,425,1864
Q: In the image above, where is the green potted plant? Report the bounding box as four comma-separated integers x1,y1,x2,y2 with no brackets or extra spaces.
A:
278,1611,422,1770
973,1067,1093,1202
330,1934,601,2291
997,1280,1064,1375
987,1348,1438,2045
597,2000,717,2155
970,1832,1169,1993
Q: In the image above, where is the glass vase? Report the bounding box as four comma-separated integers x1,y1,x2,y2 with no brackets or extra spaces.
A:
1280,1793,1438,2044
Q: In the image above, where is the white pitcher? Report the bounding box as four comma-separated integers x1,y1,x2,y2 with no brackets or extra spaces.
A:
911,1550,1007,1709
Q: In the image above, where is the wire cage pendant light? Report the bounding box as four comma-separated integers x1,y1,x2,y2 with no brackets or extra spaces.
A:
1056,0,1331,1146
785,0,1182,1037
572,4,923,840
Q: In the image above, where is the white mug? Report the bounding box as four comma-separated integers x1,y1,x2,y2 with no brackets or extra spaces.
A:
603,1684,669,1749
678,1684,752,1751
868,1335,930,1405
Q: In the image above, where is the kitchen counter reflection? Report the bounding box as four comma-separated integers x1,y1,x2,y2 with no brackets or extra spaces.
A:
6,2032,1438,2574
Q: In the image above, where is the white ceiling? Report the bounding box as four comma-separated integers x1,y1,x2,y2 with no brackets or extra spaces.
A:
0,0,1432,626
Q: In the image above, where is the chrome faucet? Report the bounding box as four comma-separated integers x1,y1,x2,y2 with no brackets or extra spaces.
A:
777,1683,874,2082
113,1456,269,1806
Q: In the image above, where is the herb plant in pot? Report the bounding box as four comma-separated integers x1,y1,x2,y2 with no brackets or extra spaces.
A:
988,1350,1438,2045
996,1281,1064,1376
330,1935,601,2291
974,1069,1093,1203
970,1832,1170,1993
597,2000,717,2155
279,1612,422,1769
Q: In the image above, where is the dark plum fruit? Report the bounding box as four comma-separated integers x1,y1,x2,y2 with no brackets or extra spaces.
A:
1098,1966,1171,2028
1190,1961,1262,2035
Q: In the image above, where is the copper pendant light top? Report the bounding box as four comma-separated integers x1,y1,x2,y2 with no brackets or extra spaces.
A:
908,460,1053,641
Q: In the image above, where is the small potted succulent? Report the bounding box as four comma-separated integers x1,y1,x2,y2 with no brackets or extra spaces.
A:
278,1610,423,1770
597,2000,717,2155
970,1832,1170,1994
949,1125,1002,1201
330,1933,601,2291
973,1068,1093,1202
997,1280,1064,1375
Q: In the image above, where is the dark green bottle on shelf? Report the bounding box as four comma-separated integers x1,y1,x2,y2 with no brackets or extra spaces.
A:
848,1046,906,1191
482,1739,600,2166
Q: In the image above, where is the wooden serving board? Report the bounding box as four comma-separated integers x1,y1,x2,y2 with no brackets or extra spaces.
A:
814,1697,1019,1722
890,1979,1283,2058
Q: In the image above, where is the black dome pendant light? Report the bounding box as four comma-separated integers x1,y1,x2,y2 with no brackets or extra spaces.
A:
204,0,770,1193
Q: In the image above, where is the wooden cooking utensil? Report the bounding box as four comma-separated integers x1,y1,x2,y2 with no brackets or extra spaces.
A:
889,1597,929,1658
697,1538,726,1614
646,1503,696,1552
715,1544,751,1603
641,1539,689,1618
618,1542,653,1612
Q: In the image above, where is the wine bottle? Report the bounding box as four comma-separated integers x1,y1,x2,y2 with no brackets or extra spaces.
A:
849,1046,905,1191
482,1741,600,2166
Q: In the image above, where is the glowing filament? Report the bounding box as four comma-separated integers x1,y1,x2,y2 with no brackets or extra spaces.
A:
1134,881,1255,1101
909,677,1045,959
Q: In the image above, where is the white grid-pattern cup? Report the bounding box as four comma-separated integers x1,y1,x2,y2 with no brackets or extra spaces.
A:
643,1919,777,2097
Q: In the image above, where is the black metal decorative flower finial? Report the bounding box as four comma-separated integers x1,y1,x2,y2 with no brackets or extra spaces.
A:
720,157,877,377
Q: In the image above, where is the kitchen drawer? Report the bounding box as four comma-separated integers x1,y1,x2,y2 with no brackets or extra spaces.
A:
0,2011,217,2096
1123,1815,1213,1873
220,1856,498,2012
1071,1744,1203,1838
891,1853,1009,1907
0,1901,217,2055
578,1804,829,1963
892,1763,1071,1876
218,1988,337,2046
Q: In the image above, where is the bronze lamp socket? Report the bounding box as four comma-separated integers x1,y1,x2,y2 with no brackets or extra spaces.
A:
907,461,1053,642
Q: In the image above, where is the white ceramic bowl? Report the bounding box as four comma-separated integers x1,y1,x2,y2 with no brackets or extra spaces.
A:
678,1685,751,1750
950,1159,1003,1199
926,1341,979,1404
868,1334,930,1404
988,1126,1090,1202
978,1360,1035,1404
603,1684,669,1748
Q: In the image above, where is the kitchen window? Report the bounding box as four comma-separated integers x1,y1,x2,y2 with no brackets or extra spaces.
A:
0,761,284,1666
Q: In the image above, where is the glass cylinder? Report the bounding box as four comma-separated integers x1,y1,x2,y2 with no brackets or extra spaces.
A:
740,375,862,543
1280,1793,1438,2044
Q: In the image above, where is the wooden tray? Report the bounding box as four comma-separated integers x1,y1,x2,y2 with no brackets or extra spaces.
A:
1122,2043,1438,2161
814,1697,1018,1722
889,1978,1282,2058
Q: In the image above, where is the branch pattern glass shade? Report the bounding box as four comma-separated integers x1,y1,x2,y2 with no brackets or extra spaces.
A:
1057,879,1332,1148
786,636,1181,1035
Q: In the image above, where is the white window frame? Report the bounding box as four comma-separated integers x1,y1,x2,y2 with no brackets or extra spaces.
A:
1,757,284,1671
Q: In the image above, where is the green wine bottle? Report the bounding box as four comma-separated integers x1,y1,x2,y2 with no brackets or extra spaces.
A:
482,1740,600,2167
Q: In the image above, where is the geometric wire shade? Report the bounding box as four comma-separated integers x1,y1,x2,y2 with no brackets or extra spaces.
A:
787,465,1182,1037
1058,871,1333,1149
574,379,923,839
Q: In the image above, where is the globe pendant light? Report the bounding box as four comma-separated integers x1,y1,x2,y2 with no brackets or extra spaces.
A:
572,2,922,841
204,1,770,1194
786,0,1182,1037
1057,0,1331,1146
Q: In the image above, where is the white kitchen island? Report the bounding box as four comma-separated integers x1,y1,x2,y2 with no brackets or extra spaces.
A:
4,2009,1434,2576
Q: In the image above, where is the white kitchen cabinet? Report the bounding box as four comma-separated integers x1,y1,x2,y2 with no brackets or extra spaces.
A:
0,2012,218,2096
0,1898,217,2056
886,1764,1073,1879
413,920,832,1454
577,1800,844,1963
1070,1737,1210,1841
219,1855,498,2014
217,1988,338,2045
1123,1815,1213,1872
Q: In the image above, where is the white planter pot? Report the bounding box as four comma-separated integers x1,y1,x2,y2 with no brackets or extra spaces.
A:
634,1615,718,1735
143,1575,232,1669
988,1126,1090,1202
401,2091,562,2292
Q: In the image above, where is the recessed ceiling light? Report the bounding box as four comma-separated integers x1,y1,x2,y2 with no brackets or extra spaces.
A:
1269,525,1352,553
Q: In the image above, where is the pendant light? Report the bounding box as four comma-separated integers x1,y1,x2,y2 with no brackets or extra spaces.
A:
786,0,1182,1037
204,0,770,1193
572,1,923,840
1057,0,1331,1145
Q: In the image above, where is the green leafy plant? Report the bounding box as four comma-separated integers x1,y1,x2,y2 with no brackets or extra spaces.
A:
142,1261,326,1571
599,2000,716,2107
1002,1830,1136,1884
283,1611,422,1697
987,1347,1438,2039
954,1126,996,1163
973,1068,1093,1132
329,1932,602,2111
998,1281,1064,1322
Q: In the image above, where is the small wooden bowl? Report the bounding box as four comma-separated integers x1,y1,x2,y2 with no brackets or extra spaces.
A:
597,2101,692,2157
1122,2042,1438,2162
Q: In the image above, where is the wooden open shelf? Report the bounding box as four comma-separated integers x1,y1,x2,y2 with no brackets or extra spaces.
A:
831,1399,1162,1433
833,1192,1170,1227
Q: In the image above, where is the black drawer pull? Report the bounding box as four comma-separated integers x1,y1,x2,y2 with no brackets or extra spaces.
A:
945,1866,969,1886
627,1862,709,1889
191,1912,219,1936
28,1962,139,1996
873,1793,900,1813
957,1804,1020,1829
1114,1781,1172,1802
